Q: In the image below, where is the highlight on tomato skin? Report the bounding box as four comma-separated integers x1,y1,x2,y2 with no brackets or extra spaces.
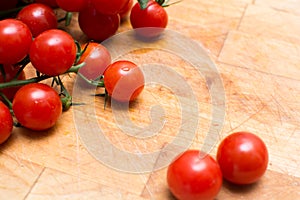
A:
130,0,168,38
167,150,223,200
77,42,111,81
29,29,77,76
12,83,63,131
103,60,145,102
0,19,32,65
216,131,269,185
16,3,58,37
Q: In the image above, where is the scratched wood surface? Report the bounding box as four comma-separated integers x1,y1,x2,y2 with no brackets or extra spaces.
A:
1,0,300,199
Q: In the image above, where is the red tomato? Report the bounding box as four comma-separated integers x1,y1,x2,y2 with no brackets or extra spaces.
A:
130,0,168,38
103,60,144,102
217,131,269,184
29,29,77,76
78,6,120,42
78,42,111,80
0,64,26,101
0,19,32,64
35,0,58,8
12,83,62,131
16,3,58,37
167,150,223,200
0,101,13,144
0,0,18,11
119,0,133,20
56,0,87,12
91,0,129,15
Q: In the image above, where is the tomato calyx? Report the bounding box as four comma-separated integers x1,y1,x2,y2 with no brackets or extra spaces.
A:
137,0,180,9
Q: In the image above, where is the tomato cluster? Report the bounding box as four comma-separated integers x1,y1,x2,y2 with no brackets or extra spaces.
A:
167,131,269,200
0,2,270,200
0,1,149,144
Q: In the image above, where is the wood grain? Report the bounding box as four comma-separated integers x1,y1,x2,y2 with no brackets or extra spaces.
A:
1,0,300,199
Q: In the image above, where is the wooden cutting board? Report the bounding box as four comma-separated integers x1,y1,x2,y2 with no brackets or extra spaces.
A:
1,0,300,199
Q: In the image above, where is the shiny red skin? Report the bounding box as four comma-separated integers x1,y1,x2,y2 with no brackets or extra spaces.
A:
12,83,62,131
104,60,144,102
0,19,32,64
29,29,77,76
78,6,120,42
35,0,58,8
78,42,111,80
167,150,223,200
56,0,87,12
217,131,269,184
0,101,13,144
17,3,58,37
0,64,26,101
130,0,168,38
91,0,129,15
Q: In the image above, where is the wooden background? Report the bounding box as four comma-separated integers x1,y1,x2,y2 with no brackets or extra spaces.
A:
1,0,300,199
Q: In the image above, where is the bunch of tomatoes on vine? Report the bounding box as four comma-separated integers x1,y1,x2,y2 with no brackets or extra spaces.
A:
0,1,269,200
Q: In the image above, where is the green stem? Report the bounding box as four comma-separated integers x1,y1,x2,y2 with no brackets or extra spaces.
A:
56,76,72,111
0,92,13,115
78,73,104,87
0,63,85,90
58,12,73,26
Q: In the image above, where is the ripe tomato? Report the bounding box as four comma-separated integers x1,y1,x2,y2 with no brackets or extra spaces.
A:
78,42,111,80
0,19,32,64
35,0,58,8
12,83,62,131
119,0,133,20
91,0,129,15
16,3,58,37
103,60,144,102
0,0,18,11
167,150,223,200
130,0,168,38
78,6,120,42
56,0,87,12
217,131,269,184
29,29,77,76
0,64,26,101
0,101,13,144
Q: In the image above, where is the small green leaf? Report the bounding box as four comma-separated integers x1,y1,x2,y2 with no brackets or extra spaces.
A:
138,0,150,10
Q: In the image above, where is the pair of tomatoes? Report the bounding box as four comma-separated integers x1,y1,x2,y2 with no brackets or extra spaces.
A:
167,132,269,200
77,0,168,41
78,42,145,102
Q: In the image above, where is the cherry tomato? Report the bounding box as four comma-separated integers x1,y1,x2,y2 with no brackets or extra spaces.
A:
56,0,87,12
0,64,26,101
0,101,13,144
167,150,223,200
78,42,111,80
217,131,269,185
29,29,77,76
78,6,120,42
35,0,58,8
0,19,32,64
91,0,129,15
0,0,18,11
16,3,58,37
12,83,62,131
119,0,133,20
103,60,144,102
130,0,168,38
